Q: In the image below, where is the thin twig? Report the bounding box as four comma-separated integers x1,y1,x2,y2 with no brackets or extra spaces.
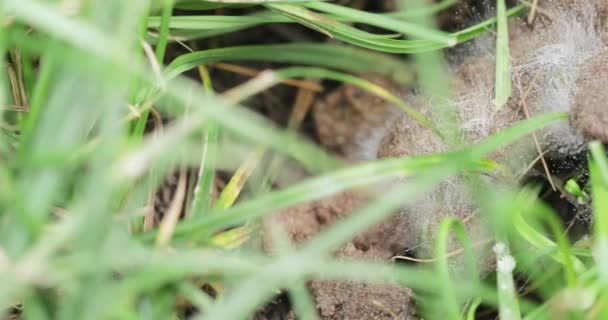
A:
515,76,557,191
518,150,548,178
526,0,539,24
212,62,323,92
519,0,554,22
392,238,494,263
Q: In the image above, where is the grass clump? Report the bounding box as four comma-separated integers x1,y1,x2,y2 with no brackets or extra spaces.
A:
0,0,606,319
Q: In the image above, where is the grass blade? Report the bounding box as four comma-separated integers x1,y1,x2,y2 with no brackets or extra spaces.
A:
494,0,512,110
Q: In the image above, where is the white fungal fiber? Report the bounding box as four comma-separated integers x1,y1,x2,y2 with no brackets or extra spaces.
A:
403,177,479,251
367,0,608,260
514,0,607,156
454,78,496,142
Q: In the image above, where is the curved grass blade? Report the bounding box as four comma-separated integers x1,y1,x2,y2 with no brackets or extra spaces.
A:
265,3,455,53
147,13,292,29
434,218,481,320
154,1,458,42
164,43,413,84
162,6,526,76
274,67,441,138
303,1,455,44
150,3,523,49
469,112,568,158
513,188,583,284
466,298,483,320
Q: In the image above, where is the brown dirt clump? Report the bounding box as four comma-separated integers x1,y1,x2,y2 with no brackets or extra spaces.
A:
312,244,415,320
266,191,415,320
376,96,445,160
270,191,410,258
571,50,608,143
268,192,364,244
313,75,401,162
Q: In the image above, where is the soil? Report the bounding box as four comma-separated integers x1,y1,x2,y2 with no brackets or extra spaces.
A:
311,245,416,319
571,51,608,143
267,192,415,320
312,75,402,162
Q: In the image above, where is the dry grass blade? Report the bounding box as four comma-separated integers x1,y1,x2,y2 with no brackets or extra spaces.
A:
156,168,188,246
212,62,323,92
215,147,266,210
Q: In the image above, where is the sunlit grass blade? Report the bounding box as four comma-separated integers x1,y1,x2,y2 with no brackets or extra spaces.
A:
210,226,251,249
214,147,265,210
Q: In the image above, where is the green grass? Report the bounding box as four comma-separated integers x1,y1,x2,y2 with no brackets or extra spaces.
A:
0,0,605,319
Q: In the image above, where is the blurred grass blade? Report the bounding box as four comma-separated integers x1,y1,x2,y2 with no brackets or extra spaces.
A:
154,0,174,63
188,66,217,218
589,141,608,282
434,218,480,320
289,282,319,320
149,112,566,241
466,298,483,320
494,242,521,320
494,0,511,110
147,153,490,241
513,188,582,283
470,112,568,158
